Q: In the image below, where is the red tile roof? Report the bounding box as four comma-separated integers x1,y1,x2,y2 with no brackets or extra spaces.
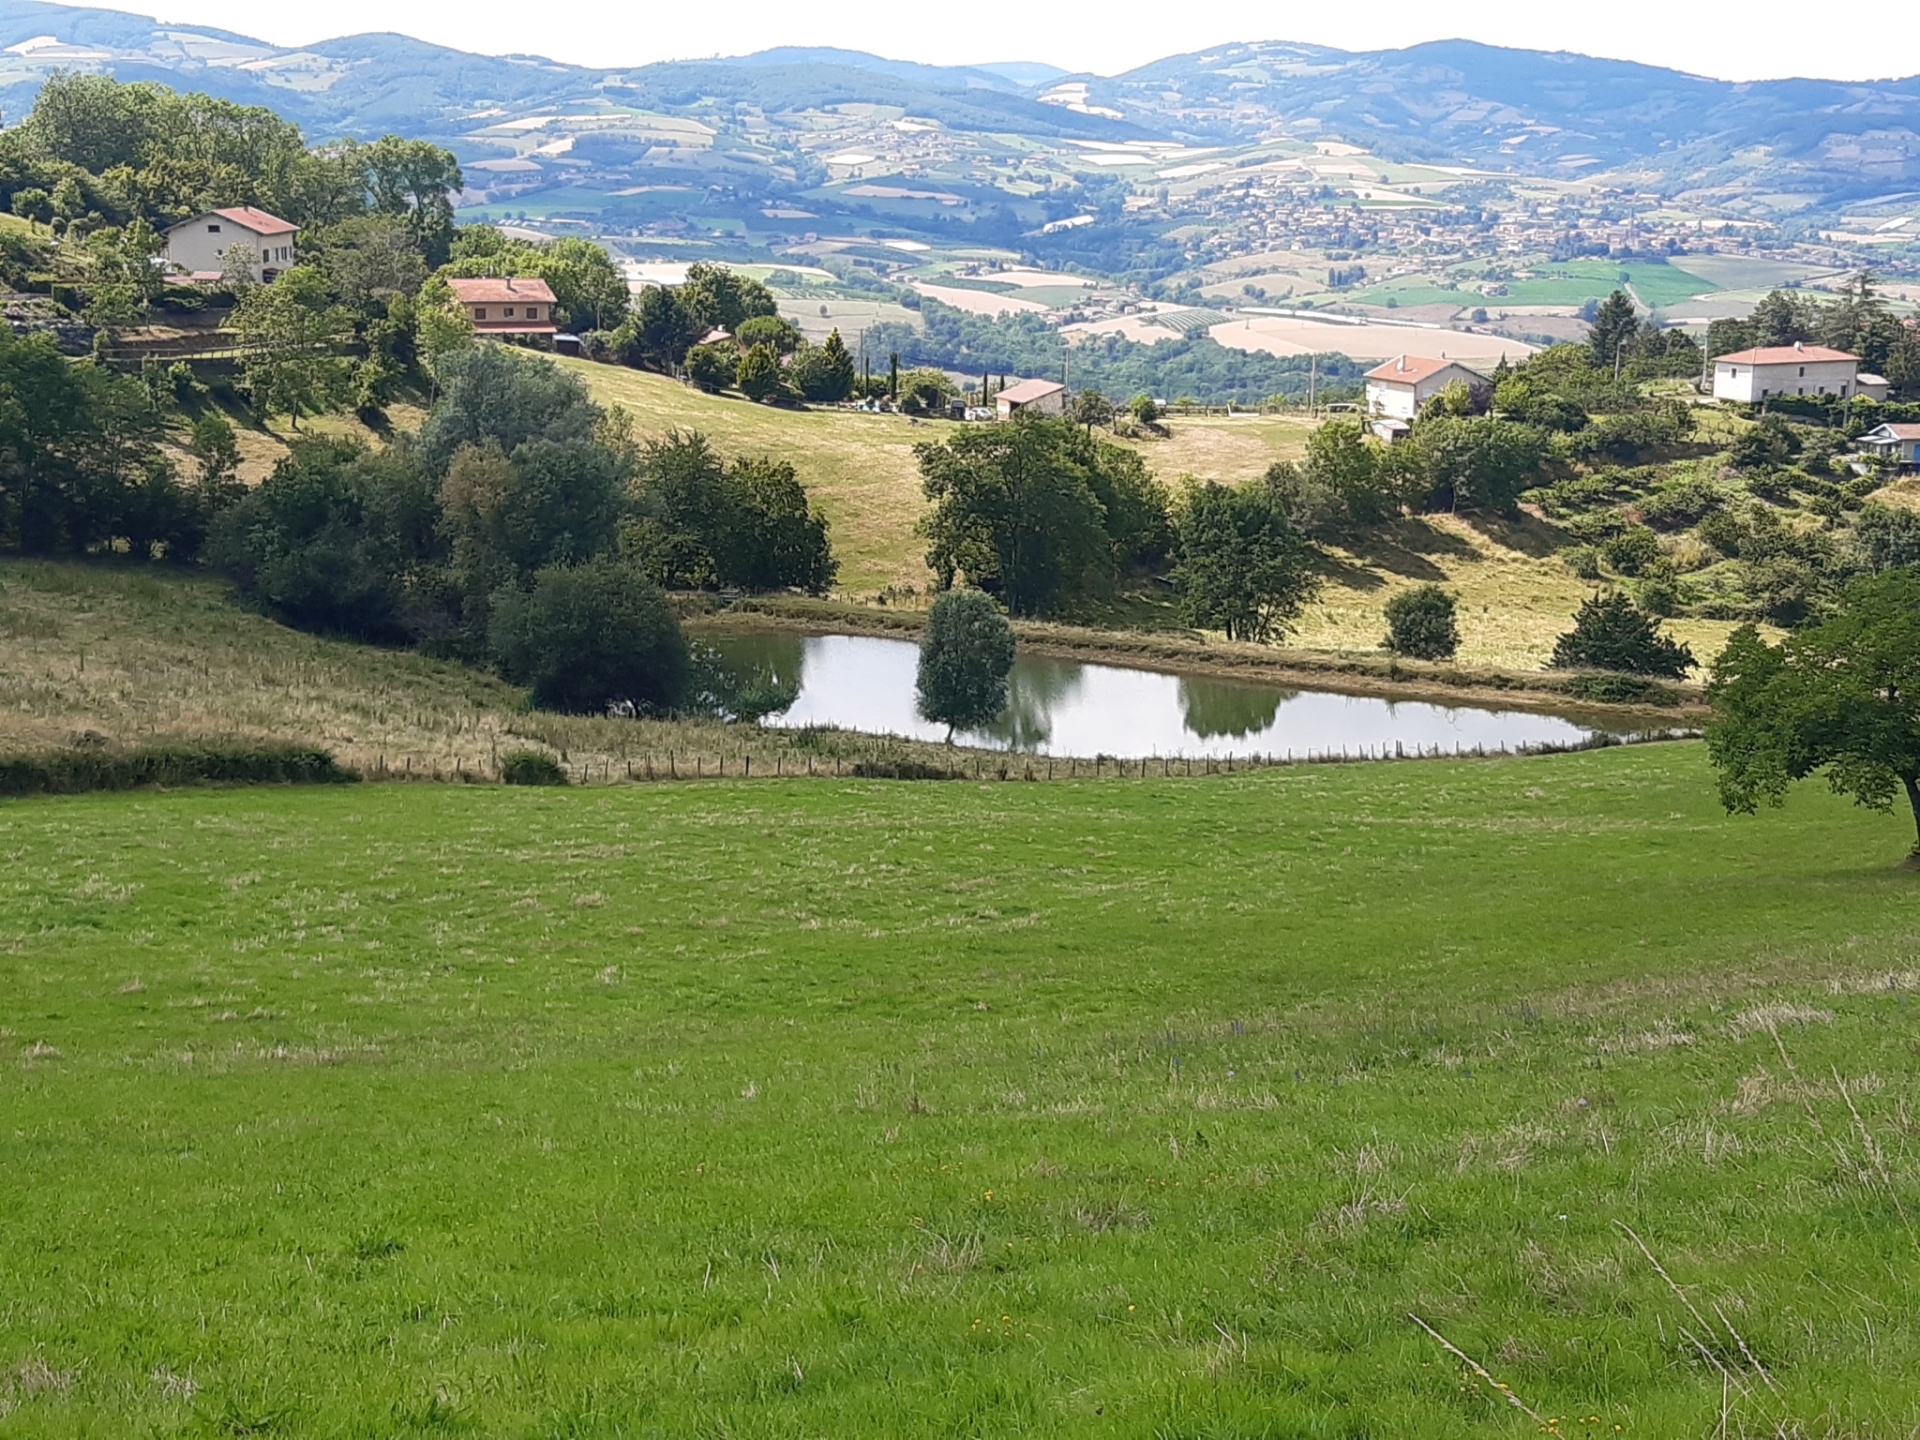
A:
448,277,557,305
1713,344,1857,365
1866,423,1920,441
205,206,298,236
1364,354,1482,385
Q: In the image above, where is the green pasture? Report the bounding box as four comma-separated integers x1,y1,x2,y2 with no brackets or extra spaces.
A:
4,744,1919,1435
1350,260,1715,313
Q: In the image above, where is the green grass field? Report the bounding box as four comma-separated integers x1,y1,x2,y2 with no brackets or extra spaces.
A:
1348,261,1713,314
5,745,1920,1435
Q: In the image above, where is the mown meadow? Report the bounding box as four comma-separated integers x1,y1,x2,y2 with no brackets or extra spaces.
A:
4,743,1919,1436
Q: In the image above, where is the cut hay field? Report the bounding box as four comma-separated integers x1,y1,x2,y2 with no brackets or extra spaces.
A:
1207,315,1534,366
5,744,1920,1435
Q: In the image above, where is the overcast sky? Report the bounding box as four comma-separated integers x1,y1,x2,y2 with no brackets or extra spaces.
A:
52,0,1920,83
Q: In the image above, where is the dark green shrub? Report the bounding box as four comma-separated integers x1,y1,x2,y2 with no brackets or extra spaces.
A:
1855,502,1920,573
1743,468,1798,505
1638,479,1723,531
1743,557,1826,628
1382,584,1460,660
1557,673,1682,706
685,342,736,392
1563,544,1603,580
1697,509,1750,558
1636,569,1687,618
1560,509,1630,544
0,741,353,797
1600,526,1662,577
1728,415,1801,471
1550,591,1696,677
488,557,689,714
499,750,566,785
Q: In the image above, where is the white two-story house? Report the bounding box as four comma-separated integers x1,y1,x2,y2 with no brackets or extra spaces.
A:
1364,355,1489,424
163,207,299,284
1711,342,1863,403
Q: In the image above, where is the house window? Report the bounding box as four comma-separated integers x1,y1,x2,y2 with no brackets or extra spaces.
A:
208,223,221,233
503,307,515,318
474,308,487,321
528,307,541,320
1799,366,1806,377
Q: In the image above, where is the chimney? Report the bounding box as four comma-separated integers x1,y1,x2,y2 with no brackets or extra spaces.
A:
1794,340,1804,351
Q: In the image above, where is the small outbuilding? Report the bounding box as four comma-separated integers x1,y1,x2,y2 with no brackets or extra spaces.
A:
1857,422,1920,469
995,377,1066,419
1363,354,1488,421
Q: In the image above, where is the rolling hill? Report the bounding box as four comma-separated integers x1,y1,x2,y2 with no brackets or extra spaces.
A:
2,0,1918,215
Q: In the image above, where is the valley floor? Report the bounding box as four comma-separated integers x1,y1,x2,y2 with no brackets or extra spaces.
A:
3,745,1918,1434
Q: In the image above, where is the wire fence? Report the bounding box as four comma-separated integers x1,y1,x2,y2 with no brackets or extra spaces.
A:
359,729,1695,787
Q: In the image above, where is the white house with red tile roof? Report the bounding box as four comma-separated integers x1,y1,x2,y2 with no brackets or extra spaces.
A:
1363,354,1488,422
445,277,559,337
1858,422,1920,468
994,377,1066,419
1711,341,1861,403
163,206,298,284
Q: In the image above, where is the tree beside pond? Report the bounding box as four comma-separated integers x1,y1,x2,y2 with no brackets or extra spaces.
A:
916,417,1171,618
488,557,688,715
1707,569,1920,859
1550,592,1694,678
1170,480,1319,643
1383,584,1460,661
915,589,1015,741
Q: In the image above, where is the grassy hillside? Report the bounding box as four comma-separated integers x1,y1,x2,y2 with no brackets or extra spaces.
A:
0,561,967,778
568,361,1317,597
570,362,1754,669
4,745,1919,1435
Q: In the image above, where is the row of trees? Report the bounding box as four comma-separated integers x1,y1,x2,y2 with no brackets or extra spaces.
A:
1704,275,1920,390
213,349,836,661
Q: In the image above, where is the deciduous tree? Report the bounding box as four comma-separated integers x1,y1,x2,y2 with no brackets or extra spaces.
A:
1707,569,1920,857
1170,479,1319,642
915,588,1015,739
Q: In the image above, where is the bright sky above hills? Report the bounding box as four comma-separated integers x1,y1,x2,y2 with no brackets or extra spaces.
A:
53,0,1920,82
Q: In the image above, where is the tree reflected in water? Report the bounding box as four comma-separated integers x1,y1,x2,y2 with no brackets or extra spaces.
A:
1178,676,1294,740
974,655,1085,750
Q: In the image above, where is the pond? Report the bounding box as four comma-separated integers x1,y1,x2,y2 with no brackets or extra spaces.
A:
706,632,1632,760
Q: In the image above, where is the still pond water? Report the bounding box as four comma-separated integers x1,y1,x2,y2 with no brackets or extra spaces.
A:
708,632,1625,760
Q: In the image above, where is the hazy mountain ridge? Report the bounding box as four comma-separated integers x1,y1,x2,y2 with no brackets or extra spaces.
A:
1099,40,1920,206
2,0,1918,210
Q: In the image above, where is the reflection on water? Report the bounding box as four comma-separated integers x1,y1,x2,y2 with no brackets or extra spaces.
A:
1178,675,1290,739
706,631,1616,760
982,654,1084,749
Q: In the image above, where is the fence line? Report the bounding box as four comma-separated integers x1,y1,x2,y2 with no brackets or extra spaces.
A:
360,729,1695,787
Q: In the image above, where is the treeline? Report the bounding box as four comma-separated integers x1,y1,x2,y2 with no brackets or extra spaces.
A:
1704,276,1920,389
1508,293,1920,633
1,72,462,259
912,404,1703,678
0,335,837,715
210,349,835,706
863,296,1364,405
